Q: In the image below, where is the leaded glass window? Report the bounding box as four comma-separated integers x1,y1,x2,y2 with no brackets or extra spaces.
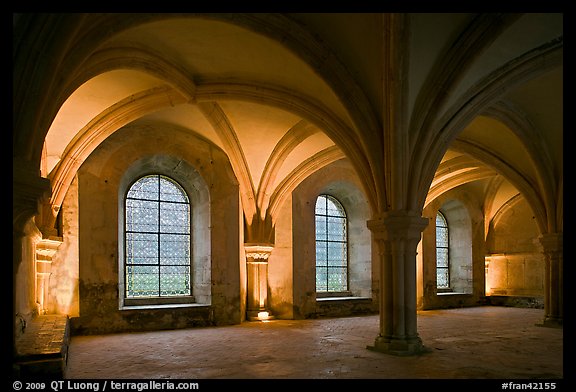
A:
125,175,191,298
436,211,450,289
315,194,348,293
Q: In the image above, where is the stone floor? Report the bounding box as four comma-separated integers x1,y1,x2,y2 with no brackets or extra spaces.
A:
16,315,69,359
15,314,70,377
66,306,563,381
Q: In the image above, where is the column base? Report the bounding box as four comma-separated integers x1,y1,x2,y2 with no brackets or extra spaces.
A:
367,335,432,356
536,317,563,329
247,310,275,322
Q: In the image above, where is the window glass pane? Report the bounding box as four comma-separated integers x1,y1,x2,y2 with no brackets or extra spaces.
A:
127,176,159,201
126,232,158,264
328,268,347,292
326,198,342,216
437,268,449,288
316,242,327,266
159,177,188,203
315,196,327,215
315,217,327,240
327,242,346,266
160,265,191,296
327,217,345,241
436,226,448,247
126,265,159,297
316,269,328,292
126,199,158,233
436,213,446,227
160,234,190,265
160,202,190,233
436,247,449,267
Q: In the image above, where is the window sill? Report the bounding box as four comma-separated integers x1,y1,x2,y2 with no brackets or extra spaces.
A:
316,291,352,298
316,296,371,302
436,292,471,296
123,295,195,307
120,303,210,311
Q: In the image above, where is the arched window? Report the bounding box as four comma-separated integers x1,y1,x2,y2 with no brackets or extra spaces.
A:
436,211,450,289
124,174,191,298
315,194,348,293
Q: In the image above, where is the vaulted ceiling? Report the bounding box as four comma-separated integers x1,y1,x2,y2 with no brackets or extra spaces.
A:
15,13,562,234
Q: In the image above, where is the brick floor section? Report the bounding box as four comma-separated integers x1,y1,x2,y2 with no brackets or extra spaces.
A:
65,306,563,379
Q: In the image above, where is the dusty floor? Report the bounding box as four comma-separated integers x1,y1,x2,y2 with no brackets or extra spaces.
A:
65,306,563,380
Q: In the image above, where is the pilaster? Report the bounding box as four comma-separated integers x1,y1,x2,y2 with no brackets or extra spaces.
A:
35,237,63,314
245,244,274,321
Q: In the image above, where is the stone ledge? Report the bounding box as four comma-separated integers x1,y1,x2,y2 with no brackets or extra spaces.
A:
316,296,372,302
314,297,377,318
14,315,70,378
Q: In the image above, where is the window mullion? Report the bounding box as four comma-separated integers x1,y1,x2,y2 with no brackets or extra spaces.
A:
325,218,329,291
324,200,328,291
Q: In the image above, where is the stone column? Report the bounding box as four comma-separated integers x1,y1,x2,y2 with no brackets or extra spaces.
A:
245,244,274,321
538,233,563,327
367,210,429,355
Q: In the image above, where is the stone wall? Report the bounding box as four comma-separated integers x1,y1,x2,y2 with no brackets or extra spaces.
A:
485,196,544,304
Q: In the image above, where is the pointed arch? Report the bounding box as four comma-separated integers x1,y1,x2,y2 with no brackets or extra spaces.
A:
74,45,198,102
411,37,562,222
196,101,257,223
407,14,522,211
257,120,319,219
482,101,558,232
268,147,345,223
450,139,547,235
46,86,187,229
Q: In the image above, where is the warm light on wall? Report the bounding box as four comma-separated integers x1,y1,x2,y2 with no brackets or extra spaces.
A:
485,257,492,296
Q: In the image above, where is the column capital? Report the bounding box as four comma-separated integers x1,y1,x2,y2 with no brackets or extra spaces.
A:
367,210,429,242
36,237,63,260
244,243,274,264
